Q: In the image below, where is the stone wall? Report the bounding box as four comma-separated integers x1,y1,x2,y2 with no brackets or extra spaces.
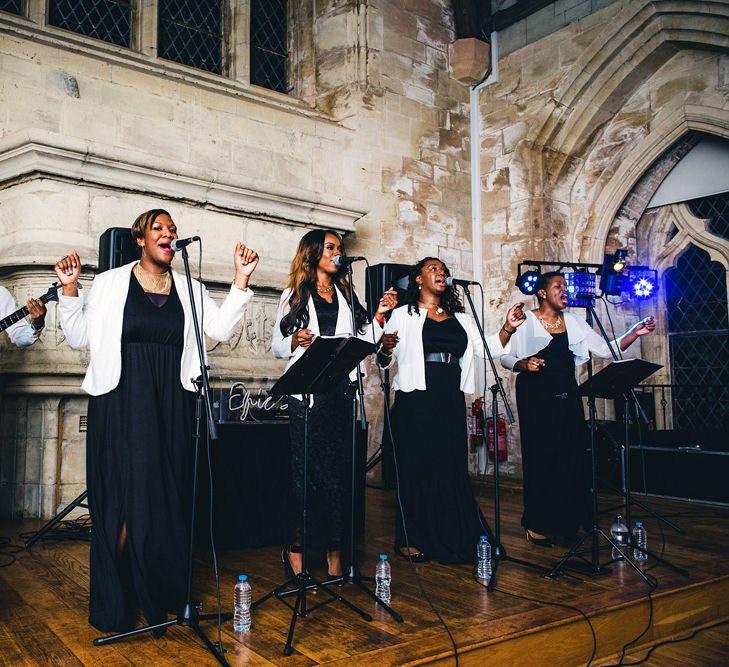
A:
0,0,479,517
478,0,729,464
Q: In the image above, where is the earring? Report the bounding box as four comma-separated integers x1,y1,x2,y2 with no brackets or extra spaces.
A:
418,284,422,290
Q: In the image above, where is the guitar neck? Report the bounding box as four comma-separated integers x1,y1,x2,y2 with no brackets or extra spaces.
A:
0,293,51,333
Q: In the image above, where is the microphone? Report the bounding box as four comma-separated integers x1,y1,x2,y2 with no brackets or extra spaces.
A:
445,276,480,287
332,255,366,268
170,236,201,251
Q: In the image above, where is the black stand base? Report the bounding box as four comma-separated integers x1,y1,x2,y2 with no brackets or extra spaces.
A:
93,603,233,666
24,490,89,549
252,571,373,656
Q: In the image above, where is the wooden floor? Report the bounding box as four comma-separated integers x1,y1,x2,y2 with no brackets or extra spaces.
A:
2,483,729,666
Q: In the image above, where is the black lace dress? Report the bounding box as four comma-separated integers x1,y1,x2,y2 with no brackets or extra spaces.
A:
86,273,195,632
515,331,590,536
287,290,354,551
393,316,491,563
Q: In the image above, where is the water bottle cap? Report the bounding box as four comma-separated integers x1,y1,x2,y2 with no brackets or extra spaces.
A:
635,521,643,527
479,535,488,541
238,574,248,582
379,553,388,560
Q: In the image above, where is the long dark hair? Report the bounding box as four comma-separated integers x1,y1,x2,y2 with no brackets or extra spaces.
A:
405,257,464,316
279,229,368,336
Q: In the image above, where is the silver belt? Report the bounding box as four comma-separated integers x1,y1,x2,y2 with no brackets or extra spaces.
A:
424,352,458,364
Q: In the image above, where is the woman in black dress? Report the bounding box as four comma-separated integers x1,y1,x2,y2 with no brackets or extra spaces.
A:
501,271,655,545
272,230,397,578
379,257,526,563
55,209,259,632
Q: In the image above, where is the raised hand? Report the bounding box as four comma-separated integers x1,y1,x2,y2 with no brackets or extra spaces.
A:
376,288,398,316
233,242,259,290
54,251,81,296
505,302,527,331
381,331,399,353
632,315,655,336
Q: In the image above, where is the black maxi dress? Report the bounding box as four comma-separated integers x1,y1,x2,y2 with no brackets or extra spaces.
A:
287,291,354,551
86,273,195,632
515,331,589,537
394,316,491,564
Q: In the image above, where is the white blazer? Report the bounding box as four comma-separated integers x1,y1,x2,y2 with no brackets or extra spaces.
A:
271,285,384,398
59,261,253,395
380,305,510,394
500,309,622,373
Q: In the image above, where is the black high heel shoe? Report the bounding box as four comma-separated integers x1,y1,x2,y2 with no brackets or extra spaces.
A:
282,545,303,578
525,530,554,548
325,550,345,587
397,547,429,563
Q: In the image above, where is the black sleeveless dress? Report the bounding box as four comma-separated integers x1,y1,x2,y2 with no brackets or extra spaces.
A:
86,272,195,632
515,331,590,536
393,316,492,563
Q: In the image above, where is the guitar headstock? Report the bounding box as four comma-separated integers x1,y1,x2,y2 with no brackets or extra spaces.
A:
41,282,60,304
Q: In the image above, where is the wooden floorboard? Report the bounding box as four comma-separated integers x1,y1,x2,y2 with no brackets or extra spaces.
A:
2,485,728,666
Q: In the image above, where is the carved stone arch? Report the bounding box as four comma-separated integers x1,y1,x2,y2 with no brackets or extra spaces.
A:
528,0,729,183
577,113,729,264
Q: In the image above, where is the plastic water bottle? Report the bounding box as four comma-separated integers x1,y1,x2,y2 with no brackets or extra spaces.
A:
610,515,630,561
233,574,252,633
476,535,492,583
632,521,648,561
375,554,391,604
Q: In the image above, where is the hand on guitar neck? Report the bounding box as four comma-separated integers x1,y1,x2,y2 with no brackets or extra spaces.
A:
54,250,82,297
0,283,59,335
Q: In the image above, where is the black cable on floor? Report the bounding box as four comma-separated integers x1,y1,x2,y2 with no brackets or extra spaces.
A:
18,515,92,545
0,536,23,567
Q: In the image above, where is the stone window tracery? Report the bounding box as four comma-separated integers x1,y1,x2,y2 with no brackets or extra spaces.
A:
48,0,133,47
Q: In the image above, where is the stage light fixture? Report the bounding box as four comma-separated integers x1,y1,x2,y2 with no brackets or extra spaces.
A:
599,250,628,296
627,267,658,300
564,271,597,308
516,269,541,295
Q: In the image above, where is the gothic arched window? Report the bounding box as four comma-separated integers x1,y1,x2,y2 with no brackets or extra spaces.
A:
664,243,729,430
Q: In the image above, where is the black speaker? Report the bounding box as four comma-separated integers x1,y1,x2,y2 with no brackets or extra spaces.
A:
98,227,141,273
364,263,412,319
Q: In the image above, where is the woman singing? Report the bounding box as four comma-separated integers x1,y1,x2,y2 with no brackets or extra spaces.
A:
55,209,259,632
501,271,655,545
272,229,396,579
378,257,526,563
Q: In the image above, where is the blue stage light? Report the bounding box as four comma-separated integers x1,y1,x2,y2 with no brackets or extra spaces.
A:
516,269,541,295
628,268,658,300
564,271,597,307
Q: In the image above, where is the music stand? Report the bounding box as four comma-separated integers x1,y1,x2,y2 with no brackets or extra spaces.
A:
549,358,685,583
251,335,375,656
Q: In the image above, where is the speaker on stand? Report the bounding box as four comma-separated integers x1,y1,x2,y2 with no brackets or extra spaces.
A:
364,263,412,489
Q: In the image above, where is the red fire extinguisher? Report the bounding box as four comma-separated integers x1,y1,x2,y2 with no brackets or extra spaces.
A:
486,416,508,462
469,398,484,452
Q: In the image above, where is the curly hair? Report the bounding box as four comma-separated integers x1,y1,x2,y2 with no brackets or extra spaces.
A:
279,229,368,336
404,257,464,316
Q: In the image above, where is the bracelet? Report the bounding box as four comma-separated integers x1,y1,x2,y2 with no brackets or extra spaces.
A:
378,348,392,357
501,324,516,335
374,313,386,324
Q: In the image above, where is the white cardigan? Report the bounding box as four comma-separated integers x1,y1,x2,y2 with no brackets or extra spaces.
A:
500,310,622,372
380,305,509,394
271,286,383,396
59,261,253,395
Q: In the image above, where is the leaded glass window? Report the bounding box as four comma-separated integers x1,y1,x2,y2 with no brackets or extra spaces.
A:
250,0,288,94
665,243,729,430
158,0,224,74
48,0,132,48
0,0,23,16
688,192,729,241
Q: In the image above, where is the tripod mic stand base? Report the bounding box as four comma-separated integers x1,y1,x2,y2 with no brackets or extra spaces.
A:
93,603,233,666
550,557,612,577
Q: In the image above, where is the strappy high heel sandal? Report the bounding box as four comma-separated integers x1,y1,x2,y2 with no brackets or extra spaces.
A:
282,545,303,578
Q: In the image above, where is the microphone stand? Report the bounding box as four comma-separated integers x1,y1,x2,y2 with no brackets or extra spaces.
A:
331,262,404,622
460,286,547,591
93,245,231,666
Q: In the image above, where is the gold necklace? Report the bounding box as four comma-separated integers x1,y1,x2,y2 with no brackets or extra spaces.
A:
134,263,172,294
419,301,444,315
538,314,563,330
316,284,334,294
